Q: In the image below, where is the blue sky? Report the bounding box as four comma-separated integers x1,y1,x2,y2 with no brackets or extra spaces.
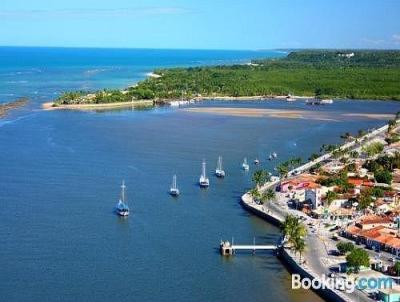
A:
0,0,399,49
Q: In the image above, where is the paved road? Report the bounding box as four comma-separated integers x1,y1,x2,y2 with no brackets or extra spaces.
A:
263,195,372,302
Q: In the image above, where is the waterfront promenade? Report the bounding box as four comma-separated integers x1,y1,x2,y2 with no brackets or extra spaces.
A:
241,192,369,302
239,123,394,302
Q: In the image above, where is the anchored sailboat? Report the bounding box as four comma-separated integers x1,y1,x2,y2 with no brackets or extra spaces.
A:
115,180,129,216
215,156,225,178
199,160,210,187
242,157,249,171
170,174,180,196
269,152,277,160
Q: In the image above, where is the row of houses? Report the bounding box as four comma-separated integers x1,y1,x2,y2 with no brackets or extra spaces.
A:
343,215,400,257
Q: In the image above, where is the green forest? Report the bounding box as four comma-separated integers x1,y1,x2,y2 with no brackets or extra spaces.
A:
56,50,400,105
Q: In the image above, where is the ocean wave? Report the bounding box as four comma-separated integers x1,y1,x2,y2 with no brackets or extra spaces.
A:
84,68,108,75
0,113,37,128
5,80,29,84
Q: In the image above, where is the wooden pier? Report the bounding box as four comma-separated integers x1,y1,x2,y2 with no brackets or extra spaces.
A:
220,240,277,256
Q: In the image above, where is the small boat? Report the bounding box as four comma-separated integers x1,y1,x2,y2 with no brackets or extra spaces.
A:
320,99,333,104
115,180,129,216
268,153,273,160
254,159,260,165
242,157,249,171
199,160,210,187
286,94,296,102
215,156,225,178
170,174,180,196
272,152,277,158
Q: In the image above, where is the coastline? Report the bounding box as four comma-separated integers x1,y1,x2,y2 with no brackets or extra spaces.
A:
239,122,392,302
0,98,29,118
42,100,154,111
241,192,348,302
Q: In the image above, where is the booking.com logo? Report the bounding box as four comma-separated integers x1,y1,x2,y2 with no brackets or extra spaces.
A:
292,274,393,293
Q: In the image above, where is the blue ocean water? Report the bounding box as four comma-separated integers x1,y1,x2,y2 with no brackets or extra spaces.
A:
0,47,399,302
0,47,284,106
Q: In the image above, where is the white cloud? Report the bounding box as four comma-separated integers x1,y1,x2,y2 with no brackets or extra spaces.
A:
0,7,191,18
392,34,400,44
361,34,400,49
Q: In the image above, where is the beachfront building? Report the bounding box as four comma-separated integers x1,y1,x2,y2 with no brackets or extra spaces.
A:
304,189,322,209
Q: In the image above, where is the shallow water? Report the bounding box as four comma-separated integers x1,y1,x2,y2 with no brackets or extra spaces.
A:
1,47,399,302
1,98,399,301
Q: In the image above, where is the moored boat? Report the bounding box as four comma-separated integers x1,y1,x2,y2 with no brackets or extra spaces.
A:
242,157,249,171
215,156,225,178
170,174,180,196
199,160,210,187
115,180,129,216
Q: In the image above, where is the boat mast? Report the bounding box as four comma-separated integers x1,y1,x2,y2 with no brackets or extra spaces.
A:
217,156,223,171
172,175,177,190
121,180,126,203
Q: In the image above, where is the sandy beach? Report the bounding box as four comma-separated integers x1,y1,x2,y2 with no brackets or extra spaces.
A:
342,113,395,120
0,98,28,118
42,100,154,111
182,107,396,121
182,107,338,121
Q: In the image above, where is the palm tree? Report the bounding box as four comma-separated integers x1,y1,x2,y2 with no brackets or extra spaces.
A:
260,188,276,205
388,119,397,133
308,153,320,161
282,215,307,248
249,187,261,203
293,237,306,261
277,164,289,179
252,170,269,188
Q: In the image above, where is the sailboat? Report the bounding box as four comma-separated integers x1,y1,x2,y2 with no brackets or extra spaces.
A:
115,180,129,216
242,157,249,171
170,174,180,196
215,156,225,178
268,153,273,160
199,160,210,187
272,152,278,159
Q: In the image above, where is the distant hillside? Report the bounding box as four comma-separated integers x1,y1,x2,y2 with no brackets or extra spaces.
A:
266,50,400,67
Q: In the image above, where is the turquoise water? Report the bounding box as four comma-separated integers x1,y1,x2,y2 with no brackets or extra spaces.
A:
0,47,284,105
1,47,399,302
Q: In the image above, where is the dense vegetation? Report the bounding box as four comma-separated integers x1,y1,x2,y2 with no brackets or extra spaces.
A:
56,50,400,104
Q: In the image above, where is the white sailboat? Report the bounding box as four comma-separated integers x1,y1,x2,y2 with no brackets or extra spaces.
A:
272,152,278,159
242,157,249,171
268,153,273,160
199,160,210,187
115,180,129,216
170,174,180,196
215,156,225,178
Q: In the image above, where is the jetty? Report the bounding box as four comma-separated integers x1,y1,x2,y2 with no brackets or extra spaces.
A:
219,240,277,256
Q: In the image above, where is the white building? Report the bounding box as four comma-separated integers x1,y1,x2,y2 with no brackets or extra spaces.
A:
305,189,322,209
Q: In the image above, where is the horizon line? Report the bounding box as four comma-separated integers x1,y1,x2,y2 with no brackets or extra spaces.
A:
1,45,400,52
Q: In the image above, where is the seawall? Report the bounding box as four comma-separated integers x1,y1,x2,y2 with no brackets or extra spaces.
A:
240,193,348,302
